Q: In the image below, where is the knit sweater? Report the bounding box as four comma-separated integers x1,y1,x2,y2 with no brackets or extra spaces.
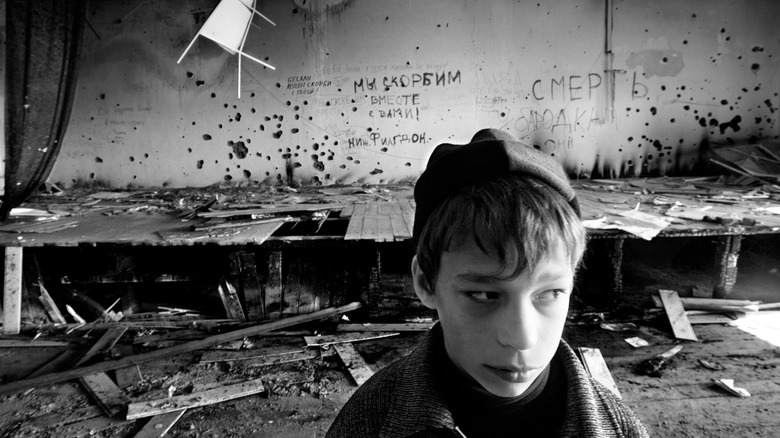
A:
326,325,649,438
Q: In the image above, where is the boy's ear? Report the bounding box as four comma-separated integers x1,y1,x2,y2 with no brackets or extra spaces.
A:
411,256,437,310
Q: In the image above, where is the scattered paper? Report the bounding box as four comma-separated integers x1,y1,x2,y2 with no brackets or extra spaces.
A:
713,378,750,397
625,337,650,348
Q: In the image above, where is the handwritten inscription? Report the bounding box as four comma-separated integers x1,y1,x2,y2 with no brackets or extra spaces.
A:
347,132,427,149
354,70,462,92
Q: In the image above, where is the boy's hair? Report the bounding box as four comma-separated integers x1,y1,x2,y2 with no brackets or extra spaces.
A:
412,128,586,288
415,173,587,289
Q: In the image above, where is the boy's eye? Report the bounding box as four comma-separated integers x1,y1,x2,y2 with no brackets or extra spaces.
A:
535,289,568,301
466,291,500,302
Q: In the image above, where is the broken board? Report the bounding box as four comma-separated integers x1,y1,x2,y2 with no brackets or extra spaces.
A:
80,372,131,417
333,342,374,387
125,378,265,420
132,409,186,438
658,290,698,342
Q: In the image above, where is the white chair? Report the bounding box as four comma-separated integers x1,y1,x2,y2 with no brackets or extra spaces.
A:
177,0,276,97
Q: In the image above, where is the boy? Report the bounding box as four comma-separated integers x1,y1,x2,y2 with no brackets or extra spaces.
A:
327,129,649,437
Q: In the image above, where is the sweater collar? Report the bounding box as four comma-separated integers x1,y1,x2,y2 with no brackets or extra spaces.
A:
379,323,457,438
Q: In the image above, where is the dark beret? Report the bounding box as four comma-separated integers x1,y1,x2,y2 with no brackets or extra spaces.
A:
412,128,580,240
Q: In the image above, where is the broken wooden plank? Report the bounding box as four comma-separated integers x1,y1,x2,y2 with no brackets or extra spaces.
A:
199,348,318,366
0,339,68,347
132,409,186,438
659,290,698,342
75,326,128,367
577,347,621,399
37,283,67,324
80,372,131,417
336,322,435,332
126,378,266,420
0,302,362,396
265,251,283,318
197,204,345,218
304,332,399,347
333,342,374,387
3,246,23,335
217,278,246,321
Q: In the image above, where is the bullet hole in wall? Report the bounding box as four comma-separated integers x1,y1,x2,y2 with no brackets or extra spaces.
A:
197,160,204,169
273,131,283,139
243,170,251,178
95,157,103,163
196,80,205,86
203,134,212,141
224,174,232,181
100,93,106,99
129,156,134,162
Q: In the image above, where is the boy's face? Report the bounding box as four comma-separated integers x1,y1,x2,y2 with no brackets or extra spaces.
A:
412,238,573,398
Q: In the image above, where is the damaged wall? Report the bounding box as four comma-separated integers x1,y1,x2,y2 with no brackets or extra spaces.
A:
45,0,779,189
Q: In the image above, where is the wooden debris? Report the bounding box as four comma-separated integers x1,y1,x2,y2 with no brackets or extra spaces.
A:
0,339,68,347
0,302,361,396
66,304,87,324
192,216,292,231
80,372,131,417
336,322,435,332
658,290,698,341
200,348,318,366
75,326,128,367
217,278,246,321
197,204,345,218
36,283,67,324
132,409,186,438
304,332,399,347
638,345,683,377
333,342,374,387
577,347,621,398
126,378,266,420
3,246,23,335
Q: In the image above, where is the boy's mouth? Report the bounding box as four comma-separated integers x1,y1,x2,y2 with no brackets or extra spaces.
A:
483,365,539,383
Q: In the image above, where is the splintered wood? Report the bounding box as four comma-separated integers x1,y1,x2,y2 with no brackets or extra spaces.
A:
125,378,265,420
333,343,374,387
80,373,131,417
659,290,698,342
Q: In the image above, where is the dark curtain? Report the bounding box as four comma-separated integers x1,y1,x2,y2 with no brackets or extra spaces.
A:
1,0,86,219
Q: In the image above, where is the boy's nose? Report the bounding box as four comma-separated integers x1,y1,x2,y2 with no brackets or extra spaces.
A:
496,303,538,351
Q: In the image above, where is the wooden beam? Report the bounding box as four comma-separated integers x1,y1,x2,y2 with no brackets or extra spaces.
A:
659,290,698,342
304,332,399,347
333,342,373,387
126,378,265,420
37,283,67,324
0,302,361,396
336,322,435,332
80,372,131,417
2,247,23,335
